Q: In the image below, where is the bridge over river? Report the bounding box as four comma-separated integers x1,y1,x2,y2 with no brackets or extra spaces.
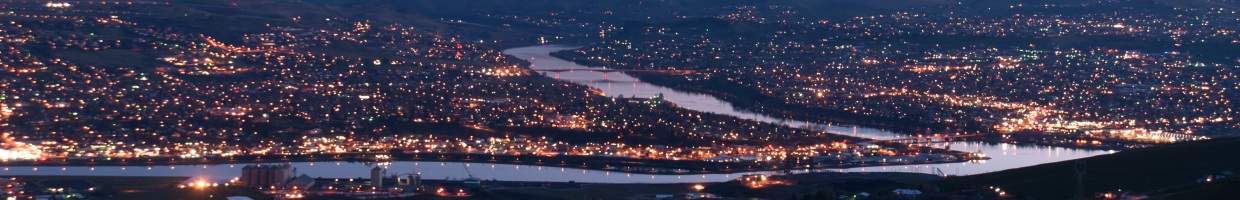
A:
534,68,698,75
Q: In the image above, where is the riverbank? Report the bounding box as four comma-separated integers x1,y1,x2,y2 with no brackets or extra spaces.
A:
0,151,972,176
545,49,937,133
0,175,269,200
549,48,1142,151
1,171,947,200
505,45,1113,177
480,172,943,200
10,136,1234,200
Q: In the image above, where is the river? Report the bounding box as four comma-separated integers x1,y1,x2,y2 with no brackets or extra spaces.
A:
0,45,1113,184
502,45,1114,176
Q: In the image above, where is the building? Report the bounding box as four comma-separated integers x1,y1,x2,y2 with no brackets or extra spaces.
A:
241,164,296,188
287,175,317,190
370,166,386,188
396,173,422,190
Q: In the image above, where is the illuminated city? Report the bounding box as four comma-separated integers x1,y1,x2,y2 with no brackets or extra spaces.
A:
0,0,1237,199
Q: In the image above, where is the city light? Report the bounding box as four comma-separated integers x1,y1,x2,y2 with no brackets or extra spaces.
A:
44,2,72,8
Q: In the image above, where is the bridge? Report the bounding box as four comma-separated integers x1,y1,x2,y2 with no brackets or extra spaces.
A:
534,68,698,75
877,133,988,144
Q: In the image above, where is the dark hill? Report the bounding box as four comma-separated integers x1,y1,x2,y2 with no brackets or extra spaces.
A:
940,138,1240,199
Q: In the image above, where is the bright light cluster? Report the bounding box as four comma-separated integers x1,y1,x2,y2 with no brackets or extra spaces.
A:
44,2,72,8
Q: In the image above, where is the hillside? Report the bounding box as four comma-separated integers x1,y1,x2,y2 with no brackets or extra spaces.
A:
940,138,1240,199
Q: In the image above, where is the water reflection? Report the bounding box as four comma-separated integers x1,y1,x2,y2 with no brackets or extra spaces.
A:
0,161,764,184
503,45,1114,176
0,45,1115,183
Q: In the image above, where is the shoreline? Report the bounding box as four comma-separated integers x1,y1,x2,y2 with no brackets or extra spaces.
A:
0,152,974,176
547,49,1142,151
544,48,963,135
